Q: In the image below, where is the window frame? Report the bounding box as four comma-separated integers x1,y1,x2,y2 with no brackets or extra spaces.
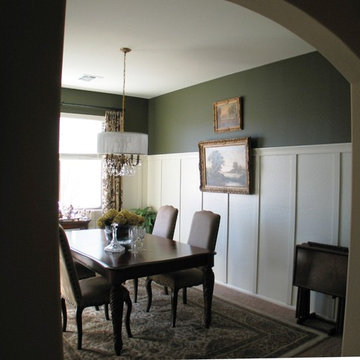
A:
59,112,104,210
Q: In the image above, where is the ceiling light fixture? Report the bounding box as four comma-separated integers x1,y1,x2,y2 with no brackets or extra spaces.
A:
97,48,148,176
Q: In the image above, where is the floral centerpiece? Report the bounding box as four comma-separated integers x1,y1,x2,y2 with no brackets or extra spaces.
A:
96,209,119,228
97,209,145,241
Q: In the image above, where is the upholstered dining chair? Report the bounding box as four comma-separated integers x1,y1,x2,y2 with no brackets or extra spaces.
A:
59,225,132,350
74,261,96,280
133,205,178,302
73,242,101,310
152,205,179,239
58,223,97,280
62,223,101,310
145,210,220,327
73,240,104,311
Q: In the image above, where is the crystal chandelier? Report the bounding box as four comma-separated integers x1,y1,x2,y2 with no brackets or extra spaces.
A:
97,48,148,176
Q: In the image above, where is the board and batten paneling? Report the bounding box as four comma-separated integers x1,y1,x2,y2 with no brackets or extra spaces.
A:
146,157,162,210
124,143,351,317
228,193,259,293
122,158,145,210
296,152,340,246
160,157,181,240
294,147,351,317
257,154,297,304
180,156,202,243
203,192,229,283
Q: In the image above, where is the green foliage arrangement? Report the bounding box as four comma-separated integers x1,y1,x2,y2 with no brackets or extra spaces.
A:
131,206,157,233
97,209,145,228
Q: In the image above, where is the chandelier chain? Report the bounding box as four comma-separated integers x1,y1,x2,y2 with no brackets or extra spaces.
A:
106,47,141,176
120,48,131,132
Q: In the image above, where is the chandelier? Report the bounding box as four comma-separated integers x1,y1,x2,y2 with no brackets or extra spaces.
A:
97,48,148,176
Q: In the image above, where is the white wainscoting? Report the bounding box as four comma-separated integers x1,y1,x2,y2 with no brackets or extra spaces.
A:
123,143,351,318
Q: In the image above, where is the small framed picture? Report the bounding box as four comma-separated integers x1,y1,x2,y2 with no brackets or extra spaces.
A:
199,137,250,194
213,97,243,133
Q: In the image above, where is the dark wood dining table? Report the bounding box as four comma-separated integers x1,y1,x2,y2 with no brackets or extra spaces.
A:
66,228,216,356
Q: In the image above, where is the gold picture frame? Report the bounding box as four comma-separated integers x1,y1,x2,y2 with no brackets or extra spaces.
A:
199,137,250,194
213,96,243,133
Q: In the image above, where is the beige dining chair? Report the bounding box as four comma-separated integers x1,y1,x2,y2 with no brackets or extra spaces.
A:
152,205,179,239
133,205,178,302
59,225,132,349
58,223,97,280
74,261,96,280
73,235,104,311
145,210,220,327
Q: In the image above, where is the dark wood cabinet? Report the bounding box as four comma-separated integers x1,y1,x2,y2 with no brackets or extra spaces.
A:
293,242,348,334
59,219,91,230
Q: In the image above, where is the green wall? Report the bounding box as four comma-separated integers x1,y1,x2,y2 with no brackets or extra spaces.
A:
60,52,350,156
61,88,148,133
148,52,350,154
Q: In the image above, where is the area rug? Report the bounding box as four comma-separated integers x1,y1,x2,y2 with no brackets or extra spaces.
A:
63,281,326,359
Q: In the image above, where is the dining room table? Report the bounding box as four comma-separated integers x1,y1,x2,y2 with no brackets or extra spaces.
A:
66,228,216,356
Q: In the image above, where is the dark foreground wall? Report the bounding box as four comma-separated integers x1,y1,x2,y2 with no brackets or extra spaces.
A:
2,1,65,359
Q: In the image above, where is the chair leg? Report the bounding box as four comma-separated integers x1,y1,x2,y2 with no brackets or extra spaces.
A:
76,307,84,350
145,278,152,312
133,278,138,303
124,291,133,338
104,303,110,320
61,298,67,332
171,288,179,327
182,287,187,304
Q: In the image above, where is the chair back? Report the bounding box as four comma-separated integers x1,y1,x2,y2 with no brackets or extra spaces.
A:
58,225,82,306
187,210,220,252
152,205,178,239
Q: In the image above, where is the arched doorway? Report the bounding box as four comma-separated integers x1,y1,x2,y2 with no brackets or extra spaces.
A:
228,0,360,356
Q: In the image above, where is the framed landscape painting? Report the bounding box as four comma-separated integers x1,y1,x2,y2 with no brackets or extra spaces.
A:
199,137,250,194
213,97,243,133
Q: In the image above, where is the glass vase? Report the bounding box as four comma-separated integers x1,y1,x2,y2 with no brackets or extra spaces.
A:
104,223,125,253
116,224,132,245
104,225,113,242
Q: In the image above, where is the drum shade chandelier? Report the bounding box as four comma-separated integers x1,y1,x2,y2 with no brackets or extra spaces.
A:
97,48,148,176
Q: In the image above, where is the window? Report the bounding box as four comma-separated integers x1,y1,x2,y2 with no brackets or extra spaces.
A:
59,113,104,209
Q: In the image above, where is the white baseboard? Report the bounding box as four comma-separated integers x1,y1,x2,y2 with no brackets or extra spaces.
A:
215,280,296,310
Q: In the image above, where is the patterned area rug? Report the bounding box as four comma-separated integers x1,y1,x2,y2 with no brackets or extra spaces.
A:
63,281,326,359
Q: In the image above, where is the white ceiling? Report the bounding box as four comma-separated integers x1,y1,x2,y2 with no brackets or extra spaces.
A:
62,0,314,99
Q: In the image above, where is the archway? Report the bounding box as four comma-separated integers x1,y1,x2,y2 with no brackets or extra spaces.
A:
228,0,360,356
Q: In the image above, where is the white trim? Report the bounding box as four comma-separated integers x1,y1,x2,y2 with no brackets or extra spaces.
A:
60,112,104,122
286,154,297,305
147,152,198,160
146,143,352,160
225,193,230,284
215,280,296,311
253,153,261,294
254,143,351,156
332,153,341,246
59,154,101,160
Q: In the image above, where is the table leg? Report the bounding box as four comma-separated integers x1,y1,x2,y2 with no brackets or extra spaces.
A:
110,284,128,355
203,267,214,328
